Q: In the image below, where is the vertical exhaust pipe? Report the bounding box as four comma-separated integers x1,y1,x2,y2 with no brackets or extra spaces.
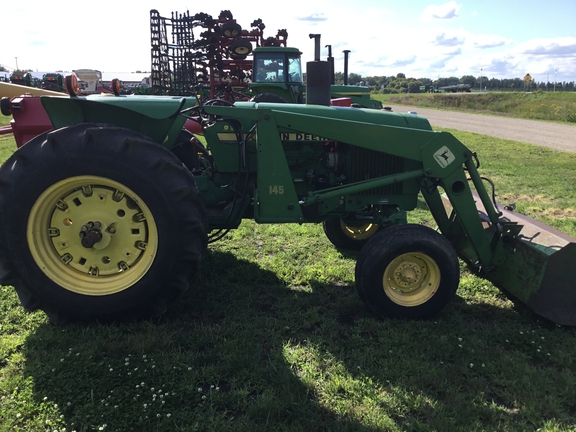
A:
343,50,351,85
326,45,334,84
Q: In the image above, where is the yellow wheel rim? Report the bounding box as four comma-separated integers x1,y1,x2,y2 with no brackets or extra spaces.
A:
27,176,158,296
382,252,440,307
340,220,380,241
234,46,250,55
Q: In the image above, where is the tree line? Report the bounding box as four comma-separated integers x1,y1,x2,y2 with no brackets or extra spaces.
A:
334,72,576,93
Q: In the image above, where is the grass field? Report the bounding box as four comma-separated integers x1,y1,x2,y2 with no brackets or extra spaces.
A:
1,110,576,431
373,91,576,124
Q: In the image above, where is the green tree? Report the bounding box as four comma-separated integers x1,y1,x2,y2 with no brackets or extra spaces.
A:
347,73,363,85
460,75,477,87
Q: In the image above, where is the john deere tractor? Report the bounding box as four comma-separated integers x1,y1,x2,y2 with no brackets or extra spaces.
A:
0,57,575,326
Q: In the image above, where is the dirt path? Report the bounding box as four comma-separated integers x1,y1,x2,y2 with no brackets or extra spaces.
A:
390,104,576,152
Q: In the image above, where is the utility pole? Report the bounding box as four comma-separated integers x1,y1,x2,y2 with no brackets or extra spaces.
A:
554,69,558,92
15,57,18,71
479,68,483,91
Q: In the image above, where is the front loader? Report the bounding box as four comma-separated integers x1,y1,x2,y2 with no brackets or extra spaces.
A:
0,86,575,325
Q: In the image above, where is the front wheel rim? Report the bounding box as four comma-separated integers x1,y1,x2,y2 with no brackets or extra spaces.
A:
340,221,379,241
382,252,440,306
27,175,158,296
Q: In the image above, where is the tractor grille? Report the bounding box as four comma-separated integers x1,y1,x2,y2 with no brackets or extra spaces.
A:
346,146,405,196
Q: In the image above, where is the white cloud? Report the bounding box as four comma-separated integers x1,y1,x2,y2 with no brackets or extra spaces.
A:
517,37,576,57
434,32,465,47
421,1,461,21
473,34,511,49
296,13,328,22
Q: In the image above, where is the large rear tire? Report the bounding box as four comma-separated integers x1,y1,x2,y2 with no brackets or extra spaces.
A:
355,224,459,319
0,124,207,324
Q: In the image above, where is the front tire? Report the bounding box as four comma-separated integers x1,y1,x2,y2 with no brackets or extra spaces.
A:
0,124,207,324
355,224,459,319
322,217,381,251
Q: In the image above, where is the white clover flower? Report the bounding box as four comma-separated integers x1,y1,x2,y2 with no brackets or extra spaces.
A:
167,413,171,418
16,413,21,418
197,388,202,392
469,363,473,368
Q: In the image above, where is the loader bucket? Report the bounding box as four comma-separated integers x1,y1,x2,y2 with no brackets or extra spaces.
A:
475,195,576,326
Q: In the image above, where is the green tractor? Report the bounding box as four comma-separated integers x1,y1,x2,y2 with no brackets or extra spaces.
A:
249,46,382,109
0,65,575,326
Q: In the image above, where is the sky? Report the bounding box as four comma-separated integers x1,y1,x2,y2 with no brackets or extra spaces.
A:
2,0,576,84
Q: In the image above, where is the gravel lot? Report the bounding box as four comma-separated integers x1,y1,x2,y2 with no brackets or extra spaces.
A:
390,104,576,152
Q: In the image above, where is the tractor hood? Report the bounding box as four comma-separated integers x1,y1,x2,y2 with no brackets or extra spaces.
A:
232,101,434,132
